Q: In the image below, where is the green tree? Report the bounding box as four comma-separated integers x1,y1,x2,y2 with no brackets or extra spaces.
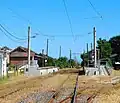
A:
97,38,112,59
80,53,88,66
109,35,120,62
55,57,69,69
109,35,120,54
68,59,76,68
47,57,56,66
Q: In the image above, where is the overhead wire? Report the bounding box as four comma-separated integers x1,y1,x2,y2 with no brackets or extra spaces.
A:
0,26,26,43
0,24,27,40
84,16,101,19
87,0,103,19
6,5,86,40
62,0,75,41
35,32,85,38
7,7,53,38
7,6,78,40
7,7,32,25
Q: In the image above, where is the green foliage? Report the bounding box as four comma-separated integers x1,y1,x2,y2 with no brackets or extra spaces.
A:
8,64,15,71
55,57,78,69
97,38,112,58
68,59,76,68
80,53,88,67
0,77,8,84
107,58,112,67
109,35,120,62
37,55,78,68
81,61,84,67
80,38,112,67
109,35,120,54
47,57,56,66
55,57,69,69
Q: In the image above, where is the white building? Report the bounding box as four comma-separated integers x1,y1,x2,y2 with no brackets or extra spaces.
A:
0,50,7,77
28,66,59,76
0,46,12,64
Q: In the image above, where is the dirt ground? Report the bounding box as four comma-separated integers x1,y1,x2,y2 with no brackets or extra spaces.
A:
0,73,76,103
95,83,120,103
0,71,120,103
77,76,120,103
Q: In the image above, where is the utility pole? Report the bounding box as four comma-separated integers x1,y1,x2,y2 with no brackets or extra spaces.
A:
87,43,89,67
70,49,72,68
91,43,92,50
46,39,49,56
59,46,61,58
42,49,45,67
83,50,85,70
93,27,97,68
28,26,30,73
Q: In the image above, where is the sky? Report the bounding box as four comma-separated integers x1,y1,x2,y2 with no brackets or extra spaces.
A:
0,0,120,61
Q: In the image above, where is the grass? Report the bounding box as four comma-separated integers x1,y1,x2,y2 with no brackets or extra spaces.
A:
0,72,25,84
0,77,9,84
97,87,120,103
111,69,120,76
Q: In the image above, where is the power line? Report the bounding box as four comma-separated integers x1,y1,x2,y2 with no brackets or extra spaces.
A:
87,0,103,19
7,7,53,38
34,32,54,38
0,24,27,40
34,33,85,38
84,16,100,19
7,7,32,25
0,27,26,43
62,0,75,40
7,7,76,39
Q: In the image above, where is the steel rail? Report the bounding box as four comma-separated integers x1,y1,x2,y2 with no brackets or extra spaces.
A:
47,74,71,103
70,73,79,103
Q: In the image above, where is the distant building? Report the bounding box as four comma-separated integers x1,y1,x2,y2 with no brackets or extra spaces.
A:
9,46,48,71
1,46,12,52
0,46,12,64
10,46,40,67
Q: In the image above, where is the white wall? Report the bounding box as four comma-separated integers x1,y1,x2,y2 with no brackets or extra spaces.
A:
2,57,7,76
28,67,59,76
40,67,59,75
0,54,2,77
100,65,109,75
85,66,109,76
0,52,7,77
28,66,40,76
39,69,48,75
85,67,100,76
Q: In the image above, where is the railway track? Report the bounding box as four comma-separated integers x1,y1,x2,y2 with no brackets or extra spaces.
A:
75,86,104,103
0,73,57,99
87,87,103,103
46,73,79,103
2,69,108,103
16,73,78,103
